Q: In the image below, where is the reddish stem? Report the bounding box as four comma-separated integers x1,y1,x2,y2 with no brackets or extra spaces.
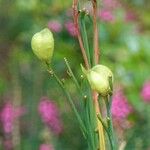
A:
92,0,100,64
92,1,106,149
72,0,90,69
93,91,106,150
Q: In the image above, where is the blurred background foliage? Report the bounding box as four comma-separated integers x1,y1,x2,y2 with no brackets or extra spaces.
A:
0,0,150,150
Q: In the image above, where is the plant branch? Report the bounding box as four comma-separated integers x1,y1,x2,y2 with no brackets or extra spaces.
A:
72,0,90,69
93,92,106,150
64,57,81,91
46,65,87,138
92,0,99,64
79,11,91,67
97,114,114,150
104,96,116,150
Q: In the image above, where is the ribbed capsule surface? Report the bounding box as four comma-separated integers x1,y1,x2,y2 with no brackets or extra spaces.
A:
82,64,113,96
31,28,54,63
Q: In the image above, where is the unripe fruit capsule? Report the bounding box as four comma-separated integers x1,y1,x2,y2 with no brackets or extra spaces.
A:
81,64,113,96
31,28,54,64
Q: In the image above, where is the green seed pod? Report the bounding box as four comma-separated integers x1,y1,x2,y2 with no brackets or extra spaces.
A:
87,70,110,96
92,65,113,80
31,28,54,64
81,64,113,96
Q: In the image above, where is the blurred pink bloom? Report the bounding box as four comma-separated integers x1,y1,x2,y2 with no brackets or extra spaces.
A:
0,102,25,134
65,21,77,37
39,144,54,150
125,10,137,22
141,81,150,103
98,9,114,22
48,20,62,33
103,0,119,9
98,0,120,22
38,97,63,135
111,89,132,120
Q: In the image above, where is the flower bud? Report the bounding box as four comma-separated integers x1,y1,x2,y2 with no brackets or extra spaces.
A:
87,70,110,96
31,28,54,63
81,64,113,96
92,65,113,80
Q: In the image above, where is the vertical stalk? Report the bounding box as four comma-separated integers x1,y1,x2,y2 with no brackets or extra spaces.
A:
104,96,116,150
46,66,87,137
97,113,114,150
92,0,99,64
92,0,105,149
93,92,106,150
72,0,90,69
72,1,106,150
79,11,91,67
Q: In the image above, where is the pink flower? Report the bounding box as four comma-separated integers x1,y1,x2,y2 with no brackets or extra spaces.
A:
141,81,150,103
38,97,63,135
98,0,120,22
48,20,62,33
125,10,137,22
0,102,25,134
111,89,132,120
98,9,114,22
64,21,77,37
103,0,119,9
39,144,54,150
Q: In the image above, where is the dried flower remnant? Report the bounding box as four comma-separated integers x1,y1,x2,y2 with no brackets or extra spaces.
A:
38,97,63,135
48,20,62,33
141,80,150,103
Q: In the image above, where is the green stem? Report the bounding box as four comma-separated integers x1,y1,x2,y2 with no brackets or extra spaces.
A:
81,79,98,150
104,96,116,150
80,13,91,67
97,114,114,150
46,66,87,138
64,58,81,92
64,58,90,138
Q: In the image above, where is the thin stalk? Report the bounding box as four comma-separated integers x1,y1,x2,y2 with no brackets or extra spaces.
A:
64,58,87,133
89,89,98,150
79,12,91,67
97,114,114,150
64,58,81,92
86,97,96,150
104,96,116,150
47,66,87,137
92,0,99,64
83,81,97,150
93,92,106,150
73,0,90,69
64,58,86,111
